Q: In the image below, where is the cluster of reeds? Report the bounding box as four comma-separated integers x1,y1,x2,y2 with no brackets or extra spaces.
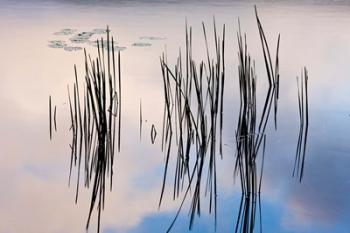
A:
233,7,280,233
67,26,122,233
45,6,312,233
234,26,264,233
255,7,280,131
293,67,309,182
159,19,225,231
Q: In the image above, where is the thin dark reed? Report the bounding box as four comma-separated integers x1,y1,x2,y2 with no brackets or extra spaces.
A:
54,105,57,132
158,51,175,208
49,95,52,140
219,24,226,157
140,99,142,140
118,51,122,152
67,86,75,186
293,67,309,182
255,6,280,131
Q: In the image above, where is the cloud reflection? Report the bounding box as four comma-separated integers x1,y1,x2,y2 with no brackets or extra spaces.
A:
1,0,350,233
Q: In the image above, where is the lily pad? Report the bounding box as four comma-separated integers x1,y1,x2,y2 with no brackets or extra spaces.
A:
70,37,89,43
77,31,94,37
54,29,77,35
64,46,83,52
70,32,94,43
91,28,107,34
48,40,67,48
114,46,127,51
88,40,98,47
132,42,152,47
140,36,166,40
88,40,125,51
88,39,110,47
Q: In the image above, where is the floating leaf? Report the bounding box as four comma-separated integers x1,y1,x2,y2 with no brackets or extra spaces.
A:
114,46,126,51
140,36,166,40
88,39,111,47
77,32,94,37
88,40,102,47
70,32,94,44
64,46,83,52
88,40,126,51
70,37,89,43
54,29,77,35
132,42,152,47
91,28,107,34
48,40,67,48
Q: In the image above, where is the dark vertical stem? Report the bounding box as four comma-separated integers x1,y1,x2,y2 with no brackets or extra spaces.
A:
54,105,57,132
118,51,121,152
49,95,52,140
140,99,142,141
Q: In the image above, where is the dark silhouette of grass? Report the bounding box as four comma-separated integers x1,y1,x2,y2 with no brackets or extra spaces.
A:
234,24,264,233
66,26,122,233
48,96,57,137
140,99,142,140
54,105,57,132
233,7,279,233
159,18,226,232
293,67,309,182
255,6,280,131
49,95,52,140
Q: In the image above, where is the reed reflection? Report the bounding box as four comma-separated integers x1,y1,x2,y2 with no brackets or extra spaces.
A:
233,7,280,233
293,67,309,182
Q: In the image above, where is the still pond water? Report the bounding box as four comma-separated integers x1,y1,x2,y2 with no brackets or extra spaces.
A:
1,0,350,232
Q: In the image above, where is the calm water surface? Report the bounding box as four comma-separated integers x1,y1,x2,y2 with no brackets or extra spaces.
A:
1,0,350,232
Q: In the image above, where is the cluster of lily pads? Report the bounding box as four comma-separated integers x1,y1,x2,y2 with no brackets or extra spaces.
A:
48,40,83,51
48,28,126,52
48,28,168,52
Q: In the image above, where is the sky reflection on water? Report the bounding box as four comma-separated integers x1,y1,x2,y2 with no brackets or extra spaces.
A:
1,0,350,233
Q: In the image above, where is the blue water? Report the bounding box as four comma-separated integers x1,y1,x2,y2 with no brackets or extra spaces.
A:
1,0,350,232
